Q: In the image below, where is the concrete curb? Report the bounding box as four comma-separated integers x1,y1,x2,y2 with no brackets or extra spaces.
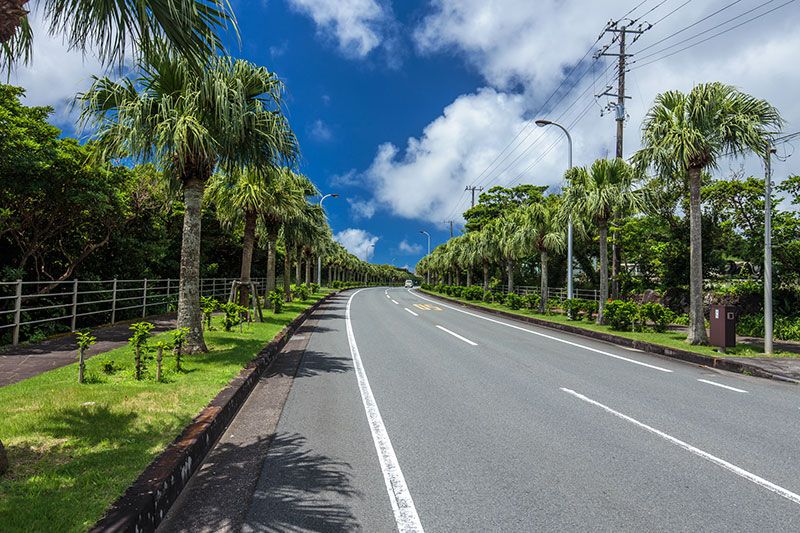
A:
90,291,345,533
420,290,799,385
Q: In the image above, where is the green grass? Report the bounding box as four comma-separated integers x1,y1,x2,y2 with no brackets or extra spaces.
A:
0,291,330,533
422,290,798,359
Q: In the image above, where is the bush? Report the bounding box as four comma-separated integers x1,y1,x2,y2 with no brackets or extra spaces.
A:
482,290,495,303
451,286,464,298
434,283,445,293
309,282,320,294
545,298,559,315
420,283,432,291
580,300,598,321
738,314,800,341
220,301,247,332
462,286,483,301
268,290,284,314
521,293,541,311
504,293,523,310
604,300,639,331
128,321,154,380
639,302,676,332
200,296,218,330
291,283,310,301
562,298,583,320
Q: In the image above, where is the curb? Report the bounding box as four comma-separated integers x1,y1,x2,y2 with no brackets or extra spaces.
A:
90,291,345,533
420,290,799,385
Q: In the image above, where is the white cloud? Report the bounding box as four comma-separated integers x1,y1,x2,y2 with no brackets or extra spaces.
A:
348,198,377,220
365,0,800,222
286,0,393,57
329,169,363,188
8,13,106,126
334,228,379,260
398,239,422,255
308,119,333,142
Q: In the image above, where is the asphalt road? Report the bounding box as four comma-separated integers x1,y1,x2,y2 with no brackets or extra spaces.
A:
166,287,800,532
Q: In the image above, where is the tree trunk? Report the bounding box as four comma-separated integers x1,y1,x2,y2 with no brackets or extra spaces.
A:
305,256,311,284
266,238,277,294
177,177,208,354
239,209,257,307
0,0,28,44
507,259,514,293
455,270,461,286
483,259,489,292
597,221,609,325
687,166,708,344
295,246,302,284
611,230,619,299
283,249,292,302
539,250,548,313
466,269,472,286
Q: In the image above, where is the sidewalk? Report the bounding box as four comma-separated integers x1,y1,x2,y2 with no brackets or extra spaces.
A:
0,314,176,387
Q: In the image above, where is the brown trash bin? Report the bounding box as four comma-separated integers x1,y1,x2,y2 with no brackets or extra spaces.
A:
710,304,737,351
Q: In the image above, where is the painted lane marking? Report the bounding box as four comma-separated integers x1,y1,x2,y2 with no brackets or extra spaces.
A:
346,289,424,532
410,290,671,373
697,379,748,393
392,299,399,305
405,308,419,317
413,303,442,311
386,294,391,299
561,387,800,506
435,325,478,346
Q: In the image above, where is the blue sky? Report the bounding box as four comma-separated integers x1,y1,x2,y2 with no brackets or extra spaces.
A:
12,0,800,270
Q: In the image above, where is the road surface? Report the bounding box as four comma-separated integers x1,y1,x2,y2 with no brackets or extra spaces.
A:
161,287,800,532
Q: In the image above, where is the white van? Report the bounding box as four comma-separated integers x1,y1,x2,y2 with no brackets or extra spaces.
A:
404,280,414,288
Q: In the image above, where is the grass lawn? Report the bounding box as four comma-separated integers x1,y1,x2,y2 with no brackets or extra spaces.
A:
421,290,798,359
0,291,330,532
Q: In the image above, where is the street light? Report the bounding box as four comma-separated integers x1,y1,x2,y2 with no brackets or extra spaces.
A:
419,230,431,285
318,193,339,286
535,119,573,300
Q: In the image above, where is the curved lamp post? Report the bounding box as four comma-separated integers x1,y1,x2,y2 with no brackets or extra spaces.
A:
535,119,573,300
419,230,431,285
318,193,339,286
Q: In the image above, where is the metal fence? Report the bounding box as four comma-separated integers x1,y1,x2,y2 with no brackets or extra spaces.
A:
487,285,600,302
0,277,270,346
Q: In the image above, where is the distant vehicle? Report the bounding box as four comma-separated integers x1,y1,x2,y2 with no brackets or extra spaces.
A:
404,280,414,288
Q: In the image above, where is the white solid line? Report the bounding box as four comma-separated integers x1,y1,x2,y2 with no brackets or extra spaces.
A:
405,308,419,317
410,290,672,373
346,290,424,532
391,299,399,305
697,379,748,393
560,387,800,506
435,325,478,346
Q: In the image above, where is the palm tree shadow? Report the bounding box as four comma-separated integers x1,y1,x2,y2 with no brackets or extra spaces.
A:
242,432,362,532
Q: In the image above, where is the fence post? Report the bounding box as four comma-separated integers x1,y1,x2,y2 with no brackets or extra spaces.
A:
71,279,79,331
142,278,148,318
166,278,171,309
212,278,216,298
12,279,22,345
111,278,118,324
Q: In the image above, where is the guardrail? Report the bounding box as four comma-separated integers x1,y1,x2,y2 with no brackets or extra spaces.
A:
485,285,600,302
0,277,271,346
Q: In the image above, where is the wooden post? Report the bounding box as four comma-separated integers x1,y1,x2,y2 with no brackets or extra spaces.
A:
12,279,22,345
166,278,171,309
111,278,118,324
71,279,79,332
156,345,163,382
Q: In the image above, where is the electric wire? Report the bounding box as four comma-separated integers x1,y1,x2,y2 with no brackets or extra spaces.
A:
635,0,746,53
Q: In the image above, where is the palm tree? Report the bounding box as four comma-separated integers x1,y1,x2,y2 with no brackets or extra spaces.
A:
633,82,782,344
1,0,235,70
563,158,642,324
495,214,525,293
516,197,565,312
80,51,296,352
475,229,499,292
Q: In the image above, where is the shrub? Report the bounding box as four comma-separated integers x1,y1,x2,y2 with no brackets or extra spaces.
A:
521,293,541,311
451,286,464,298
291,283,310,301
639,302,676,332
580,300,598,321
738,314,800,341
434,283,445,293
309,282,320,294
172,327,189,371
268,290,284,314
545,298,560,315
420,283,432,291
673,313,689,326
482,290,495,303
504,293,523,310
128,321,155,380
75,330,96,384
604,300,639,331
462,286,483,301
220,301,247,332
200,296,218,330
562,298,583,320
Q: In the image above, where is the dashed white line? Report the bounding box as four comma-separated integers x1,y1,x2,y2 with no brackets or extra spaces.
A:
346,289,424,532
410,290,672,373
405,308,419,317
697,379,748,393
391,299,399,305
436,325,478,346
561,387,800,506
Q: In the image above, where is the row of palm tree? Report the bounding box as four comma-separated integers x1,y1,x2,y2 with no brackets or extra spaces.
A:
418,82,782,344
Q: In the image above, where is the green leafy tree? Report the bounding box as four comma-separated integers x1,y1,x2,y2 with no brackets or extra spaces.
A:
515,196,565,313
633,82,782,344
75,330,96,384
80,51,296,353
463,184,548,232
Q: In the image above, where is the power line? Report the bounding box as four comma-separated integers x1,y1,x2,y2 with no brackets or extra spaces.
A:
651,0,693,26
632,0,796,69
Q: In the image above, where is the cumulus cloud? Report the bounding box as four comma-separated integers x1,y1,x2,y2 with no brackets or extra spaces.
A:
348,198,377,220
286,0,393,57
334,228,379,260
398,239,422,255
365,0,800,223
330,169,363,188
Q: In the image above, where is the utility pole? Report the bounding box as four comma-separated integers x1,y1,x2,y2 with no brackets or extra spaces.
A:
595,19,649,298
764,143,776,354
465,185,484,208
